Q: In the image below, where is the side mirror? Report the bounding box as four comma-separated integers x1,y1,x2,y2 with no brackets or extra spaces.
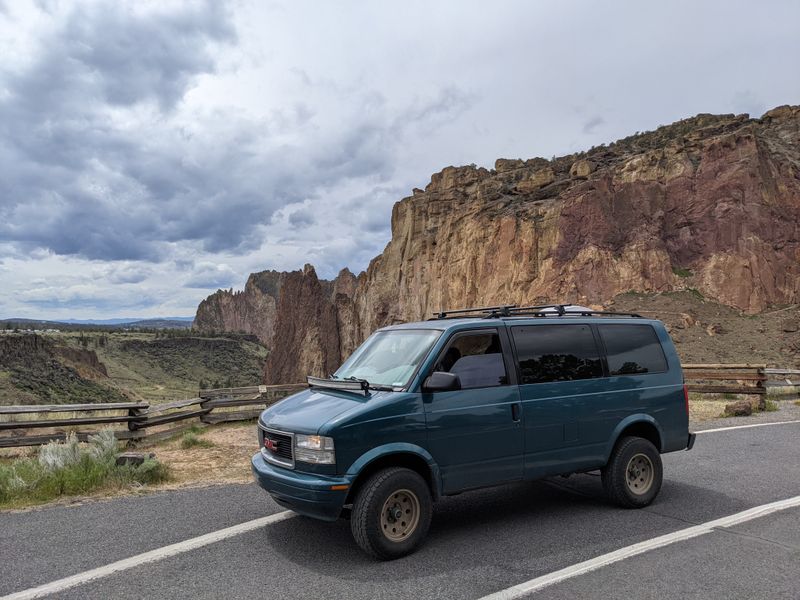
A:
423,371,461,392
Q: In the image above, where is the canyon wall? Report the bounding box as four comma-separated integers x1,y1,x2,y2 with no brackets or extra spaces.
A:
195,105,800,383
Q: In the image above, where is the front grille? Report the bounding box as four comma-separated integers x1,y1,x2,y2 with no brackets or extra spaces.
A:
259,426,294,468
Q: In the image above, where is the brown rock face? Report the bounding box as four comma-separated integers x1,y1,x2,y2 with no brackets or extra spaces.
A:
569,159,595,178
195,105,800,383
262,265,345,385
194,271,283,346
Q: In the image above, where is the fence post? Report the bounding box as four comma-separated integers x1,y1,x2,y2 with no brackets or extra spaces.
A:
127,406,144,448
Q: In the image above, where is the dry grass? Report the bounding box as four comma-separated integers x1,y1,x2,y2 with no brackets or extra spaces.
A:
139,423,257,486
689,398,729,421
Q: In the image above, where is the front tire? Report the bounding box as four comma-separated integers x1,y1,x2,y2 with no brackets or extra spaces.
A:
602,436,663,508
350,467,432,560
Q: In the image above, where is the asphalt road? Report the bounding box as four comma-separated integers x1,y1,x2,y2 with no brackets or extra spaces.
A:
1,421,799,600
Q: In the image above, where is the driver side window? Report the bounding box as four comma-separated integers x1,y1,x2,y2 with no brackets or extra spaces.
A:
435,331,508,389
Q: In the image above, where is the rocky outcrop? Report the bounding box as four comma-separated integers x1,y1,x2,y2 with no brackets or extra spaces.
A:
195,105,800,383
194,271,283,346
263,265,343,385
56,347,109,378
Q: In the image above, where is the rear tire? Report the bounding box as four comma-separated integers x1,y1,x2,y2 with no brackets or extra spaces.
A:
350,467,432,560
602,436,662,508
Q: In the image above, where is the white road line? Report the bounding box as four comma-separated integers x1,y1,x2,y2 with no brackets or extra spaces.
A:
477,494,800,600
696,419,800,434
1,510,294,600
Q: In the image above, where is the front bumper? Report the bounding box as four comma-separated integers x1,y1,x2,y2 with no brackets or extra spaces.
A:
251,452,350,521
686,432,696,450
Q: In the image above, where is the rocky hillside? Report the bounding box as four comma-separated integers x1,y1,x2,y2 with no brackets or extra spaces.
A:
0,331,269,405
195,105,800,383
0,335,127,405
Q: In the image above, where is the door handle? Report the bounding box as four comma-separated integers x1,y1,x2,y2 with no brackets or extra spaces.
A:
511,402,521,422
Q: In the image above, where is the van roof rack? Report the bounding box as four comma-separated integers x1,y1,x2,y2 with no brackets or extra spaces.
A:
432,304,643,320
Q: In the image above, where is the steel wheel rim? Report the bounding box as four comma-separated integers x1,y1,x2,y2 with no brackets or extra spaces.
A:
625,453,654,495
380,488,420,542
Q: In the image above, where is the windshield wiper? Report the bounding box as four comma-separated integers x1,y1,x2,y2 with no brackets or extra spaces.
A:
368,384,395,392
343,376,394,392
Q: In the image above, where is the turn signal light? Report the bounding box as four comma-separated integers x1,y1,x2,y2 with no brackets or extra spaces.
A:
683,383,689,415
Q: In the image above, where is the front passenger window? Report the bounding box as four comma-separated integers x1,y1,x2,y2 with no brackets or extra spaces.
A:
435,332,507,389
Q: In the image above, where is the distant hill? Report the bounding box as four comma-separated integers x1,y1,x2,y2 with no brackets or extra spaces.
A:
1,317,194,330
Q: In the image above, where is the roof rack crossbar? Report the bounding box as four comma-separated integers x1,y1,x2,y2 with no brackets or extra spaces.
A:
506,304,569,315
434,304,516,319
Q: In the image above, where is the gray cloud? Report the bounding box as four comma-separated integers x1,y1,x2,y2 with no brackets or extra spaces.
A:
184,262,238,289
106,265,151,285
18,284,159,311
583,115,605,134
0,1,470,266
288,208,316,228
0,1,236,260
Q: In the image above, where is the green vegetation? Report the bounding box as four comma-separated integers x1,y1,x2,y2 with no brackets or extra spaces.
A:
672,266,693,278
0,429,170,509
764,400,779,412
116,337,265,390
686,288,705,301
180,431,215,449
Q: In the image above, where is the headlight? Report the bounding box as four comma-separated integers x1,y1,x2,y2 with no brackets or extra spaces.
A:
294,434,335,464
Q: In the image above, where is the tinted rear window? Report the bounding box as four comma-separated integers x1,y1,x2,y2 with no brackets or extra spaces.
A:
598,324,667,375
511,324,603,384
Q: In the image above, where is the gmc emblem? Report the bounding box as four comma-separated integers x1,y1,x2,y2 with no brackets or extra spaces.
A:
264,438,279,452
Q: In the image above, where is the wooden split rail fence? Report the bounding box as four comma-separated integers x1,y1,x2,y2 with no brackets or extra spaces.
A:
0,384,306,449
1,366,798,449
682,364,768,396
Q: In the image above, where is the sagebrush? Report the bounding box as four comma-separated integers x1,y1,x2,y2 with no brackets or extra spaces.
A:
0,429,170,508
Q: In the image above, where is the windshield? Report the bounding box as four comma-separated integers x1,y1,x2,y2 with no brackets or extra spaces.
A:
333,329,442,388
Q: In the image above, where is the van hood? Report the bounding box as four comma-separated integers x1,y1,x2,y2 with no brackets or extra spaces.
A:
259,387,376,434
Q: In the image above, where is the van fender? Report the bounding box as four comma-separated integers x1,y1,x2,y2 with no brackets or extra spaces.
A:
345,443,443,498
604,414,665,462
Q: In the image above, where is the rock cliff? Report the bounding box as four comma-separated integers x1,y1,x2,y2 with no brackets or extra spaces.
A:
195,105,800,383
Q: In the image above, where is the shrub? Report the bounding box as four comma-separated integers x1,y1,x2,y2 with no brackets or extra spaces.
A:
38,432,82,471
180,432,214,449
672,266,693,278
87,428,119,463
0,428,170,509
686,288,705,301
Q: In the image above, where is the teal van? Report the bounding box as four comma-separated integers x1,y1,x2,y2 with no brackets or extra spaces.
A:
252,304,695,559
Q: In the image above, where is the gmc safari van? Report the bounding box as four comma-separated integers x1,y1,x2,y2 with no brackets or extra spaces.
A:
252,304,695,559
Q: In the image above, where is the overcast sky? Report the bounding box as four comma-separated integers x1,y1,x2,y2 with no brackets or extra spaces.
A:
0,0,798,319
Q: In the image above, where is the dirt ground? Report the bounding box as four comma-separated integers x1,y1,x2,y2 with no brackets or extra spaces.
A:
142,423,258,486
610,291,800,367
